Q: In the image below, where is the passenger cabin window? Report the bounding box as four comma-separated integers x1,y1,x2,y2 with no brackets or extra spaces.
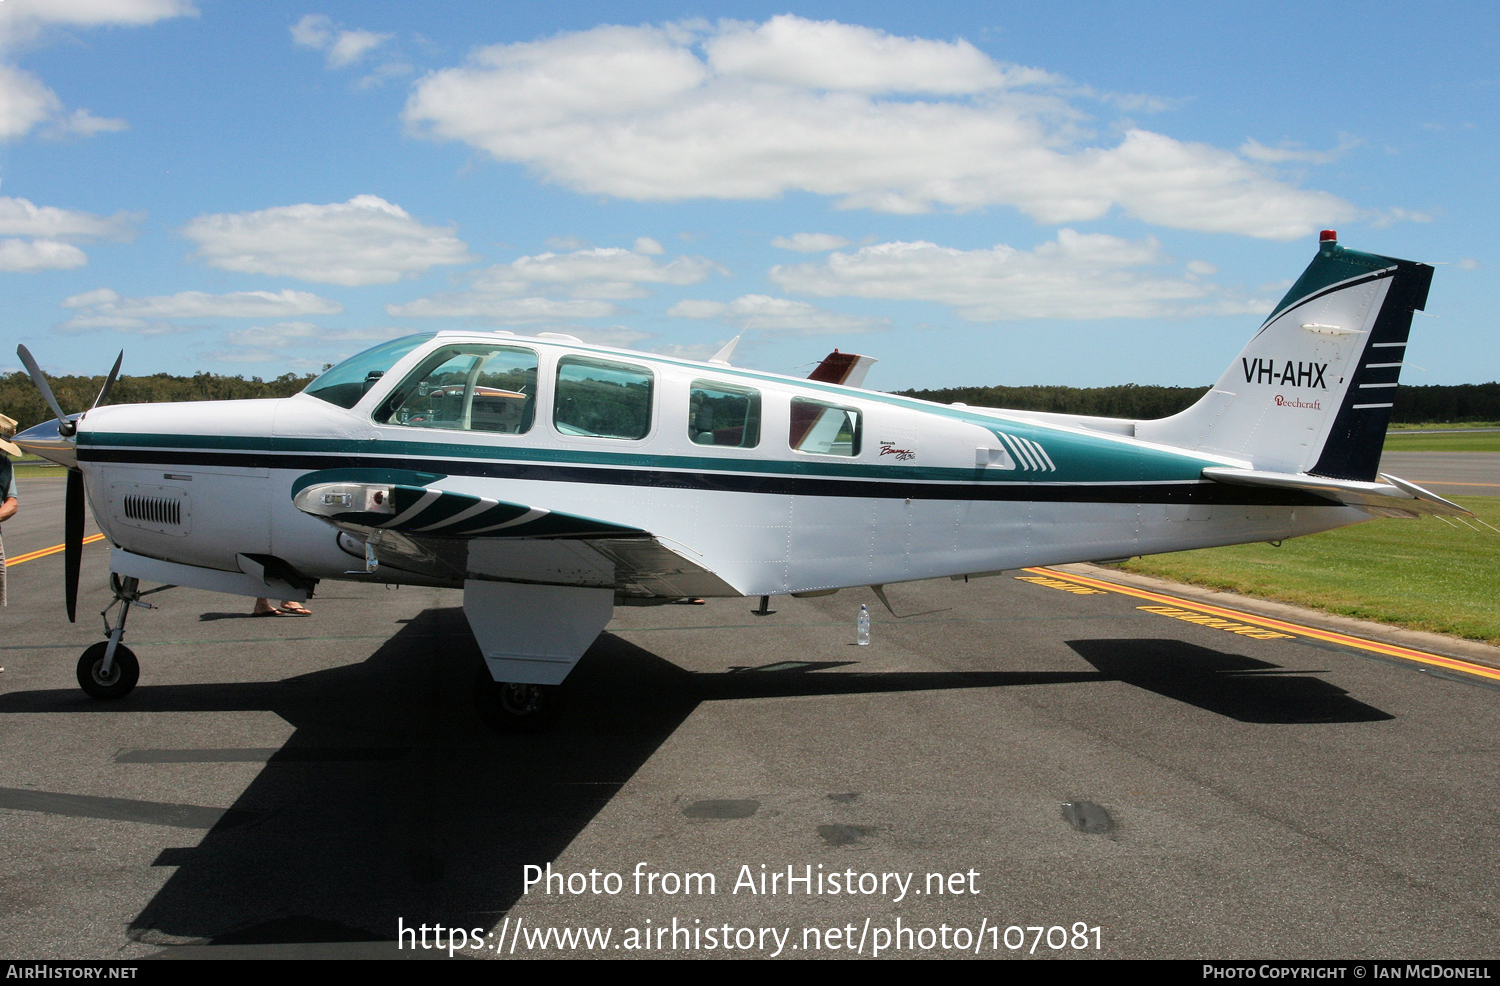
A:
689,380,760,448
554,356,653,440
789,397,861,457
376,345,538,434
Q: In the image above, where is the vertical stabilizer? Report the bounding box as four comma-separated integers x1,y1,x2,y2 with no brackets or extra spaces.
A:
1136,233,1432,481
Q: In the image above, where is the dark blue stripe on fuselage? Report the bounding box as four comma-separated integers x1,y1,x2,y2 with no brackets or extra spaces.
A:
78,445,1333,507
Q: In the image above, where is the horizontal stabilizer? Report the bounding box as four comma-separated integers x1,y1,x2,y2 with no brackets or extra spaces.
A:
1202,467,1472,518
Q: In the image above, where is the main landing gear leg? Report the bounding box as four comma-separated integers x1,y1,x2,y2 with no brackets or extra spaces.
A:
77,575,166,700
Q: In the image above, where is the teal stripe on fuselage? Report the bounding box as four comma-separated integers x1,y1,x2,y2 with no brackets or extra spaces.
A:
79,427,1219,485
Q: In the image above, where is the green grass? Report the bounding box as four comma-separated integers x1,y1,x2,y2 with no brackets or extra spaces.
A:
1388,421,1500,430
13,463,65,479
1383,431,1500,452
1117,496,1500,645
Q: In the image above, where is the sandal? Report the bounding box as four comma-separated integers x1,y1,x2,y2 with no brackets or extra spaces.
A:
277,602,312,617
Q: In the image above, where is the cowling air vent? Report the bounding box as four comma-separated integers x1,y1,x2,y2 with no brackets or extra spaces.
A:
124,495,181,526
109,483,192,536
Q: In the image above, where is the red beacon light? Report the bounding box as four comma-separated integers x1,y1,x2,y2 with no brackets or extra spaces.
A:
1320,229,1337,242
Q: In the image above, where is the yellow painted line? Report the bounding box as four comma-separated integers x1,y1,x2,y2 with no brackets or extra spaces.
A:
6,533,107,567
1024,566,1500,684
1014,574,1108,595
1134,604,1295,640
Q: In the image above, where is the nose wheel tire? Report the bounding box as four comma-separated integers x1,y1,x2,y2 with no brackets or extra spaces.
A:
473,665,565,733
77,642,139,700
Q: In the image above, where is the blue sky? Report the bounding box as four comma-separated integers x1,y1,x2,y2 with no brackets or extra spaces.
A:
2,1,1495,392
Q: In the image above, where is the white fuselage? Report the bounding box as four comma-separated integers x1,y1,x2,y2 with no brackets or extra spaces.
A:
74,332,1365,598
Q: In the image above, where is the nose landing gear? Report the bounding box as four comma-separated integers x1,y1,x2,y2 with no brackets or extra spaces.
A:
77,574,169,700
77,640,138,700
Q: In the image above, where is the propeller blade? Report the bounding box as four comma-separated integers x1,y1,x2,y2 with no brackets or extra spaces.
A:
16,345,75,437
91,351,124,410
65,468,84,623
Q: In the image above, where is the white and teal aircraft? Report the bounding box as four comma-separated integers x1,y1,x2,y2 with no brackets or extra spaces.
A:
15,231,1470,729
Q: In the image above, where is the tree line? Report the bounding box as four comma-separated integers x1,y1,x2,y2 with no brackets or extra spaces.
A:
3,370,1496,433
1,371,317,432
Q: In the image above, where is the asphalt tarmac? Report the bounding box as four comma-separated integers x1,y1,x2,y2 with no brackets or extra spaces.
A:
1,474,1498,960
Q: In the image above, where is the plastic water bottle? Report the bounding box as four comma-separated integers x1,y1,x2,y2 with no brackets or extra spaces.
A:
857,604,870,646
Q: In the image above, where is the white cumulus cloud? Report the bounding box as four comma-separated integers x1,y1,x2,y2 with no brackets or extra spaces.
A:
183,195,475,287
291,14,393,68
0,197,137,239
389,242,723,323
1,2,194,137
1,66,129,142
209,321,414,364
403,16,1356,239
772,233,851,252
0,66,63,139
769,230,1268,321
1239,133,1362,165
48,108,129,138
667,294,887,335
703,16,1055,94
59,287,343,333
0,238,88,272
386,295,618,323
471,246,720,300
2,0,197,31
0,197,138,272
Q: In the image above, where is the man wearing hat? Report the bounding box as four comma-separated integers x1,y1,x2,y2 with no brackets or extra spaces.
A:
0,413,21,608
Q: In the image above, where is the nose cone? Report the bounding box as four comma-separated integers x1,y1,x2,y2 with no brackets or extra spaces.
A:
14,416,80,468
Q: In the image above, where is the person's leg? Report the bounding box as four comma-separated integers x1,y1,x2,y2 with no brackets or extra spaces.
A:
252,597,280,616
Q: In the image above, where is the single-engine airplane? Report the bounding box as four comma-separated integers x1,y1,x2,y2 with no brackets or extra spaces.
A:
14,231,1470,730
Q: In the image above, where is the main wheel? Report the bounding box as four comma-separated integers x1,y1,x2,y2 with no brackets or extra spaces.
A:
473,665,566,733
77,642,139,700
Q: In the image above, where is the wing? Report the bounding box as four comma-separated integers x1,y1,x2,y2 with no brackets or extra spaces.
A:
292,471,737,599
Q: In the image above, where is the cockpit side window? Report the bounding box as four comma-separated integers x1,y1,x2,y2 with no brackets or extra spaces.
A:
554,356,654,440
689,380,760,448
789,397,861,457
302,334,436,409
376,345,539,434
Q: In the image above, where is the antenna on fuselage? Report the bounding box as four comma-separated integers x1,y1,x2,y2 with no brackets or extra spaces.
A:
709,335,741,366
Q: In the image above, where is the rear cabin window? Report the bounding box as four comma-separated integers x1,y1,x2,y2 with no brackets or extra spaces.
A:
554,356,654,440
375,345,538,434
689,380,760,448
789,397,861,457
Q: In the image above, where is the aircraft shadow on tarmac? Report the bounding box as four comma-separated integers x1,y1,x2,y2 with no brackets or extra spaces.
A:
1068,638,1395,725
0,614,1389,948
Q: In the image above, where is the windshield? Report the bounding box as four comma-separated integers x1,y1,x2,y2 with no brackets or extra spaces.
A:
302,334,436,409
